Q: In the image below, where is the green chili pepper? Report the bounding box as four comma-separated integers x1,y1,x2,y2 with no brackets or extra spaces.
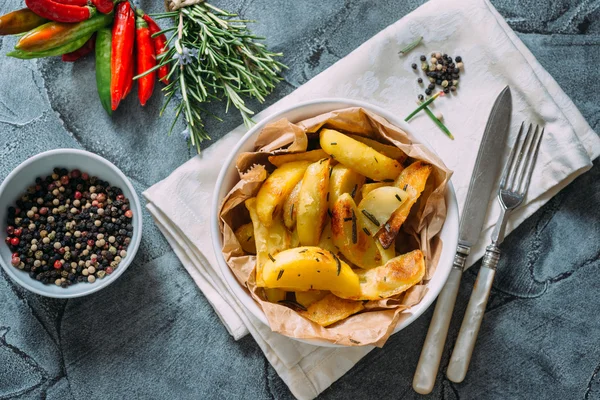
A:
95,27,112,115
7,33,93,59
15,12,112,53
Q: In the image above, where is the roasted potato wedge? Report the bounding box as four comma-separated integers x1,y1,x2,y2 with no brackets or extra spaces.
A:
348,134,408,162
262,246,361,298
377,161,432,249
295,290,328,308
297,159,330,246
246,198,292,286
256,161,311,227
268,149,329,167
299,293,365,326
234,222,256,254
358,186,410,234
320,129,403,181
328,164,365,209
317,219,338,254
264,288,286,303
360,182,391,199
334,250,425,300
283,180,302,230
331,193,389,269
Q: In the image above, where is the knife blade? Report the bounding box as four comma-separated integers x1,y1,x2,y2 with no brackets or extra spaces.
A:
412,86,512,395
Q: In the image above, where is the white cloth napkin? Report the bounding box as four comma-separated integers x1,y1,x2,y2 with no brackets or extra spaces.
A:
143,0,600,398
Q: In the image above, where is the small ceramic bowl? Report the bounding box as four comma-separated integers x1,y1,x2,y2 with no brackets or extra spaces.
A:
211,99,460,347
0,149,142,298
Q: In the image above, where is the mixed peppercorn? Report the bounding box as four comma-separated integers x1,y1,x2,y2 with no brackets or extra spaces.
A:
414,52,464,98
0,1,169,114
4,168,134,288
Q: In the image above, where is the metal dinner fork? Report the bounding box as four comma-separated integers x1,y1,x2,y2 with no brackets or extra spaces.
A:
446,122,544,383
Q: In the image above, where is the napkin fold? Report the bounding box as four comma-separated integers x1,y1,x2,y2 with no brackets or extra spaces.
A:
143,0,600,398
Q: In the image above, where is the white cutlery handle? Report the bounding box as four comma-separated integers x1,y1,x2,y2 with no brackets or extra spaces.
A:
447,246,499,383
412,266,463,394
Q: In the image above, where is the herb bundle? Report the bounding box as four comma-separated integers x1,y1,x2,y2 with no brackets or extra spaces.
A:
147,2,286,152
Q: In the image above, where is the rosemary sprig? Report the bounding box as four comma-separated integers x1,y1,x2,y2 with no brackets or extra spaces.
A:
149,3,286,153
420,103,454,140
398,36,423,56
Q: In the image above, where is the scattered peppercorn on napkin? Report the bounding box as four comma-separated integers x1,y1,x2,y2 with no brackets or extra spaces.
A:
143,0,600,398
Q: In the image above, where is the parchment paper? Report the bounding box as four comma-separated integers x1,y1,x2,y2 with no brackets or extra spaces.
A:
218,107,452,347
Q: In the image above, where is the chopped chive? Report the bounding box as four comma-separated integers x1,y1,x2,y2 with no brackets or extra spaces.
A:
247,236,252,241
421,104,454,140
277,269,284,280
398,36,423,56
382,179,394,182
319,158,327,164
395,194,402,202
268,253,276,262
351,210,357,244
299,249,308,253
349,338,361,344
363,227,371,236
361,209,381,226
343,217,353,222
316,259,320,263
405,91,442,121
317,251,325,256
403,184,408,191
351,184,358,198
383,276,387,282
329,167,333,178
331,142,337,145
374,156,378,163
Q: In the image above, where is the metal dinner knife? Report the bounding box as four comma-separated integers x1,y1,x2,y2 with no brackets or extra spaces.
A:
412,86,512,395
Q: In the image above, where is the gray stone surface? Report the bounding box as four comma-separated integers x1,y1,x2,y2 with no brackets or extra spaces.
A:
0,0,599,398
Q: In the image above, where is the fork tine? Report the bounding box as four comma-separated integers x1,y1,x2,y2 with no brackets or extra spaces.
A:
513,125,537,192
519,126,544,195
506,123,532,191
500,122,525,189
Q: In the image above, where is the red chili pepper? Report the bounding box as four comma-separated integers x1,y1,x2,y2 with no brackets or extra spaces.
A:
110,1,135,110
25,0,94,23
135,14,156,106
141,13,170,84
91,0,114,14
54,0,88,5
122,55,134,99
61,33,95,62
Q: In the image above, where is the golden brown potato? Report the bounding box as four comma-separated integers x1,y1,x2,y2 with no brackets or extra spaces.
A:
283,180,302,230
234,222,256,254
330,193,389,269
264,288,286,303
320,129,403,181
317,219,338,254
377,161,432,249
328,164,365,210
334,250,425,300
297,159,330,246
246,198,292,287
357,186,409,234
360,182,391,199
256,161,311,227
268,149,330,168
348,134,408,162
299,293,365,326
295,290,328,308
261,246,361,298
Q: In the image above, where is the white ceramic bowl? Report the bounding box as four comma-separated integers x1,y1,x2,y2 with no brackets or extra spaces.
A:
0,149,142,298
211,99,459,347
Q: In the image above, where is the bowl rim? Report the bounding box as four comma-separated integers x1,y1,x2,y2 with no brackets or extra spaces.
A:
211,98,459,347
0,148,143,299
